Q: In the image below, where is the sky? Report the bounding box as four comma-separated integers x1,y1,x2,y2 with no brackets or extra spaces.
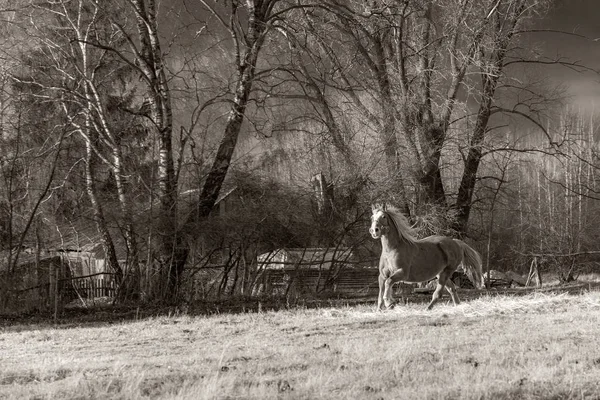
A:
540,0,600,105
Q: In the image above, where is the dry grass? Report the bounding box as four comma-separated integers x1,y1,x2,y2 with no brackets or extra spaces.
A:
2,291,600,399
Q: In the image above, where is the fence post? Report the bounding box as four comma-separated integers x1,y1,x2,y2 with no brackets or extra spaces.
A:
53,267,59,323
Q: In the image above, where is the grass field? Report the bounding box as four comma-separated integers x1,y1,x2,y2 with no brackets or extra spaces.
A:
1,291,600,399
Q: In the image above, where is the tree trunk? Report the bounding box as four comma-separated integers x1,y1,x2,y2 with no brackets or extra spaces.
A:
373,32,411,215
452,3,524,235
453,95,492,233
183,1,270,228
414,2,447,208
129,0,183,301
418,125,447,207
112,148,140,300
84,129,123,283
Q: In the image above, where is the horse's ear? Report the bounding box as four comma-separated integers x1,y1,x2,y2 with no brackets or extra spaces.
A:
371,204,377,213
382,203,387,211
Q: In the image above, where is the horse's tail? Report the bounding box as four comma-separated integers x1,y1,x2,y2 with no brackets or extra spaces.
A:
455,239,484,289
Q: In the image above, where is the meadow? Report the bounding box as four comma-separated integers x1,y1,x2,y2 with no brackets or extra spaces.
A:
1,291,600,400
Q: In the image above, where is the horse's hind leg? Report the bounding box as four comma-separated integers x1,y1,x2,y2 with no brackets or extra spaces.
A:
444,278,460,306
427,269,452,310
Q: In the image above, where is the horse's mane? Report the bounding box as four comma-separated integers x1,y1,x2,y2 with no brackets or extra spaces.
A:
373,205,417,244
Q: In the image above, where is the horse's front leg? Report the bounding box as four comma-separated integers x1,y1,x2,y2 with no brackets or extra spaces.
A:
377,274,385,311
383,269,406,309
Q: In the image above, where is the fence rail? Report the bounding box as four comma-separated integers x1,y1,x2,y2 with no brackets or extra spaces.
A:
3,273,119,313
67,277,117,299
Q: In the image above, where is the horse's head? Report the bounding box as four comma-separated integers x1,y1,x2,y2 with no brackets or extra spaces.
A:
369,205,390,239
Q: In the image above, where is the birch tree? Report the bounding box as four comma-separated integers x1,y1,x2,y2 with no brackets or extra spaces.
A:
14,0,155,296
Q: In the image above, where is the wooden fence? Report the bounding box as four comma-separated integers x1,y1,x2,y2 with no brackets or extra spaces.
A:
66,276,117,299
255,268,381,297
1,273,118,313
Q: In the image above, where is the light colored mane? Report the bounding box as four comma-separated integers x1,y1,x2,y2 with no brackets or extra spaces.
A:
385,206,417,244
373,205,417,244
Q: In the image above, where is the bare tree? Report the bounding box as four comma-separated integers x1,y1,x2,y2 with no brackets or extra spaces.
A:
267,2,499,217
176,1,314,268
57,0,180,300
452,0,547,233
0,65,67,309
14,1,156,295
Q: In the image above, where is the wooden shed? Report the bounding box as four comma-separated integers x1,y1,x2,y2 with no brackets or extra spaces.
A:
1,246,116,312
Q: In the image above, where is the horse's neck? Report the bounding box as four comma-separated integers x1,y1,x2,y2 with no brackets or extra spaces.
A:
381,229,405,252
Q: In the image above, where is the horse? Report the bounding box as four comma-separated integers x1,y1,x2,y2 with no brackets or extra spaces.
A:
369,204,484,311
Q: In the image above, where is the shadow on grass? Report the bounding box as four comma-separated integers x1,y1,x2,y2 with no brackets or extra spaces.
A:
0,295,381,331
2,282,598,332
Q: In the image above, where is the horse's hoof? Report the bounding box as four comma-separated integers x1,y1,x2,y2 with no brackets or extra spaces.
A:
384,302,396,310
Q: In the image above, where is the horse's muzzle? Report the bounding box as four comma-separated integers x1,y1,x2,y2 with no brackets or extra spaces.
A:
369,227,381,239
